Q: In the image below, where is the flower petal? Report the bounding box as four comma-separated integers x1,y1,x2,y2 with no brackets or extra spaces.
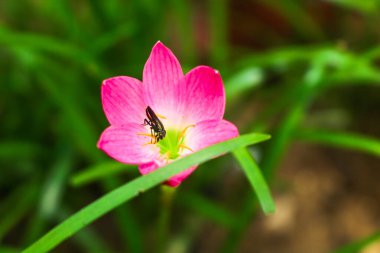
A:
184,119,239,151
138,161,159,175
165,166,197,187
177,66,226,125
102,76,146,125
97,124,159,164
143,41,183,119
139,161,197,187
165,120,238,187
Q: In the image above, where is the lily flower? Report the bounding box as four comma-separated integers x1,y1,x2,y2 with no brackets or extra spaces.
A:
97,41,239,187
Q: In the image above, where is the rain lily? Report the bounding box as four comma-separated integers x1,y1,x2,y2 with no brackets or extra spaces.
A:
97,41,239,187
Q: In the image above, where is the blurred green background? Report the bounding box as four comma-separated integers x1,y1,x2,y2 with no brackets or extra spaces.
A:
1,0,380,252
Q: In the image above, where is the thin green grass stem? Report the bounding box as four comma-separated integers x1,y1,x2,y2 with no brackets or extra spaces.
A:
22,133,270,253
332,231,380,253
157,185,176,253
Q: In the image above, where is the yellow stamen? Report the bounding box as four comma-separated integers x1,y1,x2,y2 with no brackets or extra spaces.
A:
138,133,157,144
178,124,195,141
155,113,167,119
179,144,193,152
142,142,156,146
137,132,155,138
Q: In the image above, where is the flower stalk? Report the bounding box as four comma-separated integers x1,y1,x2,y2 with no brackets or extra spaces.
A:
157,185,176,253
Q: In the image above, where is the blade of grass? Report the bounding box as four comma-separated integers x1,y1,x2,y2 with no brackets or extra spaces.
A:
32,57,141,252
262,57,325,179
70,161,135,187
332,231,380,253
102,177,143,253
89,23,136,56
259,0,323,40
237,45,324,68
221,64,323,253
73,227,115,253
209,0,228,69
220,191,259,253
225,67,264,100
325,0,380,13
40,148,73,219
295,129,380,157
178,192,238,229
249,83,304,133
35,71,99,162
169,0,197,65
23,148,73,245
0,182,38,241
364,46,380,61
0,141,40,160
91,0,124,27
56,208,115,253
22,132,270,253
232,147,276,215
0,246,20,253
156,186,176,253
0,26,92,64
42,0,80,40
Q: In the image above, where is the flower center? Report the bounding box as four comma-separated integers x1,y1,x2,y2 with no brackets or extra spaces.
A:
140,105,195,160
156,129,183,159
155,124,195,160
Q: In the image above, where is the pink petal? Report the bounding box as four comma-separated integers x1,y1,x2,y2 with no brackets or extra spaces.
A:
184,119,239,151
97,124,159,164
139,161,197,187
116,152,196,187
102,76,146,126
177,66,226,125
138,161,159,175
165,166,197,187
143,41,183,118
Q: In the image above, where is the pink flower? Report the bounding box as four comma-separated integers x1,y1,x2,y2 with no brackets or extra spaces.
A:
97,41,239,187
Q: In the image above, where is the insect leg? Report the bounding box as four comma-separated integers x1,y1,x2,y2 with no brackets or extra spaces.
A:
150,127,155,144
143,119,152,126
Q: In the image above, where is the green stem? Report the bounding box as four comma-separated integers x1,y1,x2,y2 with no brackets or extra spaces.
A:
222,62,325,253
157,185,176,253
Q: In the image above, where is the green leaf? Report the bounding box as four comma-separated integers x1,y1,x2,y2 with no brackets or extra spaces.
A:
295,129,380,157
325,0,380,14
332,231,380,253
22,132,270,253
225,67,264,99
232,148,276,215
70,161,135,187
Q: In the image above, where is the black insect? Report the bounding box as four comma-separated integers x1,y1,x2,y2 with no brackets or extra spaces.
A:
143,106,166,143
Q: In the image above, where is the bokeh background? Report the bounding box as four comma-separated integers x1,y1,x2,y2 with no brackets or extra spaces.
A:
1,0,380,252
